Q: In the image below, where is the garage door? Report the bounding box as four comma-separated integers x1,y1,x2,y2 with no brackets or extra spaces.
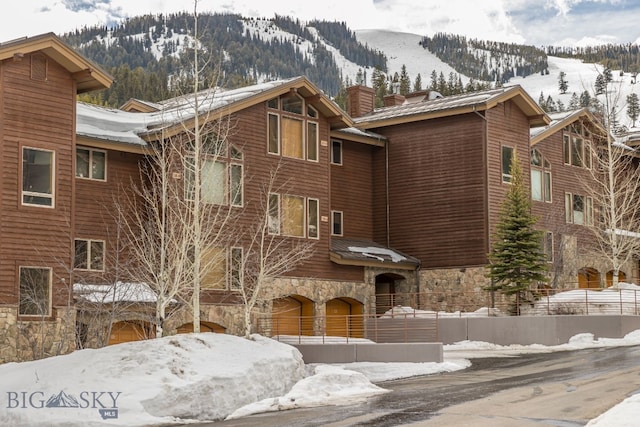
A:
108,321,154,345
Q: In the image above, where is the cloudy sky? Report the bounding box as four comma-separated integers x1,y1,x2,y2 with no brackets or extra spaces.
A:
0,0,638,47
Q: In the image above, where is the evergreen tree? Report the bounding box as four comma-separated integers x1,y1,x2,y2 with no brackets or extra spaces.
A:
626,93,640,127
568,92,580,110
429,70,438,91
579,90,592,108
371,67,388,108
399,64,411,95
558,71,568,94
413,73,423,92
487,151,547,314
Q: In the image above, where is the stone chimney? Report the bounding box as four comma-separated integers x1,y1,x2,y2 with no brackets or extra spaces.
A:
383,93,406,107
346,85,375,118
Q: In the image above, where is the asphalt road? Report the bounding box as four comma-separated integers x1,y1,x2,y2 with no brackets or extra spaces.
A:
200,345,640,427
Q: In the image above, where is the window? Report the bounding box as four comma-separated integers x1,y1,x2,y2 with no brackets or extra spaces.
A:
501,145,514,183
307,122,318,161
185,137,242,206
331,211,343,236
282,117,304,159
268,193,318,238
201,247,227,289
22,147,54,207
308,198,319,239
74,239,105,271
19,267,51,316
267,94,318,162
541,231,553,262
531,149,552,202
76,148,106,181
268,193,280,234
282,195,305,237
563,122,591,168
331,140,342,165
565,193,593,225
230,164,243,207
230,247,243,291
268,113,280,154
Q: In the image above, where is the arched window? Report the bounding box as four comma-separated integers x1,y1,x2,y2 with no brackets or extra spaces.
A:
531,148,552,202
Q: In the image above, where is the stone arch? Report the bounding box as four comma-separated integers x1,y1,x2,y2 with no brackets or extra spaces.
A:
271,295,314,336
325,297,364,338
578,267,601,289
606,270,627,287
108,320,154,345
176,321,226,334
374,272,408,315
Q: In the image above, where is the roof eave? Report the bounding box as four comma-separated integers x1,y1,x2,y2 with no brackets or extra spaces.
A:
329,252,418,270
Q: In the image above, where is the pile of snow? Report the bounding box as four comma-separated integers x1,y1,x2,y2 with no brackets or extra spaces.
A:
523,283,640,316
381,305,505,318
0,334,305,426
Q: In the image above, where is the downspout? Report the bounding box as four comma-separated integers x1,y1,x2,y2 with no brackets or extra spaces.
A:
386,139,390,247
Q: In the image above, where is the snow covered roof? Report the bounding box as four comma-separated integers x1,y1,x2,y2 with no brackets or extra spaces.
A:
530,108,605,144
73,281,161,304
75,76,352,148
330,238,419,269
354,85,548,129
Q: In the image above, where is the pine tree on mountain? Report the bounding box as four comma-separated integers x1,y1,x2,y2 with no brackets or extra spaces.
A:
558,71,568,94
371,67,388,108
399,65,411,95
626,93,639,127
580,91,592,108
430,70,438,91
413,73,423,92
568,92,580,110
487,151,547,315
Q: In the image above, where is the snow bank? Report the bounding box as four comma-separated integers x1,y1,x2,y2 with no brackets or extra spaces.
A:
0,334,305,426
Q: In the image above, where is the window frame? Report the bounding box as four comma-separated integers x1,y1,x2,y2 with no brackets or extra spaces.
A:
74,238,105,271
308,198,319,239
267,95,319,163
331,210,343,236
531,149,552,203
331,140,343,165
563,122,592,169
565,193,593,225
501,145,514,184
22,146,55,208
76,147,107,181
18,266,52,317
542,231,554,263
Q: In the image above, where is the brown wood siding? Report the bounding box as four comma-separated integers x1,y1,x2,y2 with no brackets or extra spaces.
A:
486,101,534,244
0,54,76,307
371,114,488,268
532,120,600,266
221,102,364,283
330,140,377,239
73,150,144,285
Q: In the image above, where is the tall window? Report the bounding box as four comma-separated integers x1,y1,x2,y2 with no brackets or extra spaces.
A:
331,211,343,236
563,122,591,168
267,94,319,162
22,147,54,207
531,149,552,202
565,193,593,225
308,198,319,239
19,267,51,316
331,140,343,165
74,239,105,271
76,147,106,181
501,145,514,183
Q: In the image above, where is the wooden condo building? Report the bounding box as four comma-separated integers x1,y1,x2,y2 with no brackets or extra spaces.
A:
0,34,634,361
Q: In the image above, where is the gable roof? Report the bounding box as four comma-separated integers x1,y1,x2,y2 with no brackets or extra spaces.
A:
530,108,606,145
76,77,352,149
0,32,112,93
354,85,549,129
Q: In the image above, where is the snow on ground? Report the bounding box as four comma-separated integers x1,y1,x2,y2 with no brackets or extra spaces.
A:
3,287,640,426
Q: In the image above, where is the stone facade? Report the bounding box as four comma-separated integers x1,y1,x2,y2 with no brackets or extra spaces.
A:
0,306,76,363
